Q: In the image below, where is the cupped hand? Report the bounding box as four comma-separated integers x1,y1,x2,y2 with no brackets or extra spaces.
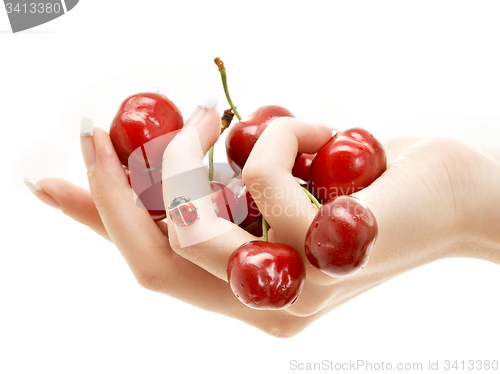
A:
31,108,500,337
243,119,500,320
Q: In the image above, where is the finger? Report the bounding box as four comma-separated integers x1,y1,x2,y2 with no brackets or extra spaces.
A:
26,178,309,335
83,117,304,331
28,118,315,332
162,100,254,280
138,248,313,337
32,177,111,240
81,117,174,280
242,118,332,248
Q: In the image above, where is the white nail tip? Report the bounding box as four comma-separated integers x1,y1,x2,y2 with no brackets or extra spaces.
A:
80,116,94,137
199,96,218,110
23,178,41,194
325,124,339,131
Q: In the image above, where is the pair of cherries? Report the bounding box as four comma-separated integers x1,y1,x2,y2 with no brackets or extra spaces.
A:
225,107,385,309
109,92,245,225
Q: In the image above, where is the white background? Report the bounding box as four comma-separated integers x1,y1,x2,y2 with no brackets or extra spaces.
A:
1,1,500,373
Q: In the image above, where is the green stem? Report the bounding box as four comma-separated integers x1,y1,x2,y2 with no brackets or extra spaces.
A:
215,58,242,121
208,146,214,182
303,187,322,209
262,216,269,242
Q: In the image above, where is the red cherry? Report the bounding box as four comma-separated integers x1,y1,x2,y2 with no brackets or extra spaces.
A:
236,188,263,236
227,241,306,310
305,195,378,277
226,175,262,235
215,59,307,182
124,166,166,221
110,92,183,170
225,105,294,173
210,181,238,223
292,153,316,182
226,174,245,196
309,127,386,203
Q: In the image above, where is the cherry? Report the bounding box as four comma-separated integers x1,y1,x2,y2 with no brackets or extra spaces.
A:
225,105,295,173
124,166,166,221
227,214,305,310
226,174,246,196
292,153,316,182
309,127,386,204
214,58,298,174
210,181,239,223
227,240,306,310
110,92,183,170
304,195,378,277
227,175,263,235
236,188,263,236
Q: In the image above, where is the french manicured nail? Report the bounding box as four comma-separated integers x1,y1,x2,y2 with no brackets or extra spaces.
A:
23,178,62,210
185,96,218,127
325,124,339,131
23,177,40,194
199,96,218,110
80,116,96,172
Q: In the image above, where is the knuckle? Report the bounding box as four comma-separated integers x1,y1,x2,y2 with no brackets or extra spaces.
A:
242,161,269,191
167,235,183,254
263,318,307,338
90,191,113,214
135,272,165,293
88,174,120,214
166,235,198,263
267,117,290,130
162,144,178,163
265,322,287,338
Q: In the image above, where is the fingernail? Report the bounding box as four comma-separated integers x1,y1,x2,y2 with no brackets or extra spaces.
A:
80,116,96,172
23,178,62,210
324,124,339,131
80,116,94,136
199,96,218,110
23,177,40,194
185,96,218,127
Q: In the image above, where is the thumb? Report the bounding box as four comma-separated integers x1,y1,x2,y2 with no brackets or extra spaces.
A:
352,138,457,276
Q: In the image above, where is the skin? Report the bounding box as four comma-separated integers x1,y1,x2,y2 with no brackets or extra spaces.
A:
33,107,500,338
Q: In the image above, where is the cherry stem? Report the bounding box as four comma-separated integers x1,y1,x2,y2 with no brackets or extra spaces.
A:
262,216,269,242
303,187,322,209
208,146,214,182
220,108,235,134
214,57,243,121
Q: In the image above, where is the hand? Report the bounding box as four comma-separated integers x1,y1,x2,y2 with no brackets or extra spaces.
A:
240,119,500,322
29,108,500,337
